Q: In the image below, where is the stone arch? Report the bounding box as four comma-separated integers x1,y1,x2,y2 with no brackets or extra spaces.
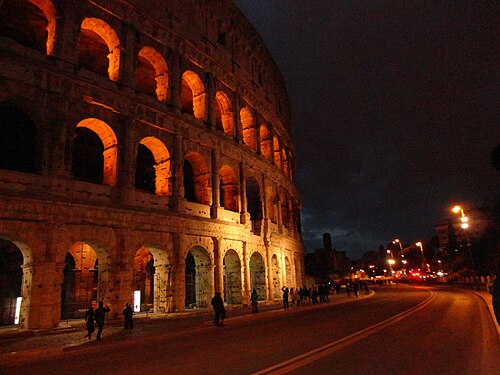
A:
271,254,280,298
137,46,168,102
285,256,292,287
132,247,155,312
273,136,281,168
246,176,262,235
184,151,210,205
260,124,272,161
282,149,290,177
280,191,289,228
0,237,31,326
79,18,121,81
219,165,239,212
266,185,277,224
181,70,206,120
185,246,212,309
240,106,256,151
215,91,234,136
249,252,266,301
223,249,242,304
60,242,100,319
135,137,171,196
0,0,57,55
0,103,38,174
72,118,118,186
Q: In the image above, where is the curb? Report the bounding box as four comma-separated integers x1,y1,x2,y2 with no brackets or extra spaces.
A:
470,290,500,340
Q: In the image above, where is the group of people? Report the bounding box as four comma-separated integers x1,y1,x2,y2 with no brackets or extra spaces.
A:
84,302,134,340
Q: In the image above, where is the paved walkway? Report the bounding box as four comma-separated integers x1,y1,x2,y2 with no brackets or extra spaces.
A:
0,292,372,365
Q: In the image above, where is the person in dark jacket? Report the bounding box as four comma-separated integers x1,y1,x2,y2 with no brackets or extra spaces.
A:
492,276,500,325
123,302,134,329
94,301,110,339
281,286,289,309
211,292,226,326
250,289,259,313
84,306,95,340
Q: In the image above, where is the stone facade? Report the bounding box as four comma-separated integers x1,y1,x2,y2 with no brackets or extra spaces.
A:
0,0,304,329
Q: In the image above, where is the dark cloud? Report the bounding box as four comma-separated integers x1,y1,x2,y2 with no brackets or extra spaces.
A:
234,0,500,258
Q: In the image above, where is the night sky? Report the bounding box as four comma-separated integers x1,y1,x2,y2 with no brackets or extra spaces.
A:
234,1,499,258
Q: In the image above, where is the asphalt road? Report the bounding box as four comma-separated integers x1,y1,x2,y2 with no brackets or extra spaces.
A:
2,285,499,375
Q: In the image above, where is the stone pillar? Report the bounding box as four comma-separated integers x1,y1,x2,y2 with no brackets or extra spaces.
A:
234,97,243,143
170,52,181,112
121,22,136,88
242,241,250,305
239,162,248,224
256,115,262,155
211,149,220,218
266,245,273,301
206,73,216,128
115,116,135,203
172,233,186,312
172,133,185,211
20,262,60,329
213,237,224,294
277,187,283,231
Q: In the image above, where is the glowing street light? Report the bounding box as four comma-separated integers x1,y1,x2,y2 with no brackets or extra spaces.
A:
415,242,429,272
451,204,475,274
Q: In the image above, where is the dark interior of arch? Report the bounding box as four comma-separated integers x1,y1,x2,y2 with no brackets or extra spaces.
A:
185,251,196,307
183,160,196,202
246,177,262,221
135,144,156,193
71,127,104,184
136,55,157,96
0,104,37,173
0,0,48,53
78,28,109,77
0,239,23,326
180,80,194,115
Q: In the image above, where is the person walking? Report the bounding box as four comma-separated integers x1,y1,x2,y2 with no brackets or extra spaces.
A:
250,289,259,313
84,306,95,340
281,286,289,310
492,275,500,325
123,302,134,329
94,301,110,340
353,282,359,297
211,292,226,326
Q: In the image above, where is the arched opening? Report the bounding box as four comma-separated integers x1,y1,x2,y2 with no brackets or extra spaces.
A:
181,71,205,120
185,247,212,309
223,249,242,305
215,91,234,136
0,239,24,326
71,118,118,186
260,124,272,161
285,257,292,287
280,192,289,228
249,252,266,301
135,137,171,196
282,149,290,177
133,248,154,312
273,136,281,168
294,257,301,287
183,152,210,205
0,0,57,55
60,242,99,319
0,104,37,174
136,46,168,102
219,165,239,212
79,18,121,81
266,185,277,224
240,107,256,152
271,255,280,299
246,177,262,235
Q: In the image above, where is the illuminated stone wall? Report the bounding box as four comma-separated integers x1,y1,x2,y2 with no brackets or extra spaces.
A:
0,0,304,329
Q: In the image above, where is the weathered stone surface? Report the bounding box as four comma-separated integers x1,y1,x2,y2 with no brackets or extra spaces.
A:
0,0,304,329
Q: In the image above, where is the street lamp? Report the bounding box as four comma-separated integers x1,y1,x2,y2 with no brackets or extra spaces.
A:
392,238,403,253
451,205,474,274
415,242,429,272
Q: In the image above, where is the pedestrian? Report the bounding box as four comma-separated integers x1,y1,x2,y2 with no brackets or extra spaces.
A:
290,288,296,305
346,282,351,298
311,286,318,304
492,275,500,325
123,302,134,329
211,291,226,326
353,282,359,297
94,301,110,340
281,286,289,309
84,306,95,340
251,288,259,313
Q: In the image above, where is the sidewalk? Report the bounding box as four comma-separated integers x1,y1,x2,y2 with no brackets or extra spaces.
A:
0,292,372,365
470,289,500,339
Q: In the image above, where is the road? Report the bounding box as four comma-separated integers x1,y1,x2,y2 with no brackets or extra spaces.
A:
2,285,499,375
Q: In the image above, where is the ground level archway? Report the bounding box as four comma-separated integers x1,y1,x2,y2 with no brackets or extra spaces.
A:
185,246,212,309
223,249,242,304
249,252,266,301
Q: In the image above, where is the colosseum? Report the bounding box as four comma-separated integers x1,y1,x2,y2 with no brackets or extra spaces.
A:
0,0,304,329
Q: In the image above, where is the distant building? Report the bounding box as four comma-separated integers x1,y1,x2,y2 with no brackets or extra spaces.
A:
305,233,351,279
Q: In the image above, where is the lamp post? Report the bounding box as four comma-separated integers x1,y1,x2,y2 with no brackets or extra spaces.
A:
415,242,429,272
392,239,403,254
451,205,475,275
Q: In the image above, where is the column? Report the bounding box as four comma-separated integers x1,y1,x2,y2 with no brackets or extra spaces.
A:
213,237,224,294
206,73,216,128
172,132,184,211
239,162,248,224
211,149,220,218
170,52,181,112
242,241,251,305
